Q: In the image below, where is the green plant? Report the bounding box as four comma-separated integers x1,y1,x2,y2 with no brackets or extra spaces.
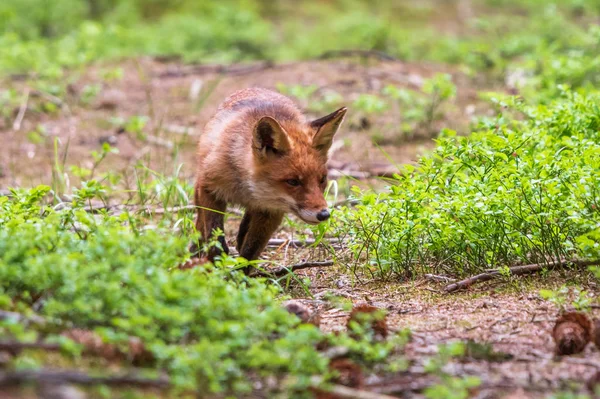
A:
26,124,48,145
382,74,457,138
352,94,387,115
336,89,600,279
123,115,149,140
424,376,481,399
276,83,319,102
0,185,408,396
421,73,456,132
79,83,102,105
1,0,599,83
422,342,481,399
540,285,595,312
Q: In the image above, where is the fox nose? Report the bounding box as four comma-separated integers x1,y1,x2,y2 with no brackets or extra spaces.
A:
316,209,330,221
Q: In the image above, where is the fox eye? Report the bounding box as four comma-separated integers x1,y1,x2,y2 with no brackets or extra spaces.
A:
286,178,301,187
320,175,327,184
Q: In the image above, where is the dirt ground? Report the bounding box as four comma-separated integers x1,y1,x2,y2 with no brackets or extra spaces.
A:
288,265,600,398
0,57,487,189
1,59,598,398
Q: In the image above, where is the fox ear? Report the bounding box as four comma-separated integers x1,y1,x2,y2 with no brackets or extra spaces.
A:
253,116,291,159
311,107,347,157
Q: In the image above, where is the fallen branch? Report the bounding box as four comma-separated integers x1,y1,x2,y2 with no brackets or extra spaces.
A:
266,238,342,247
54,203,197,216
0,310,48,326
0,313,151,363
445,259,600,293
140,204,197,215
253,260,335,277
333,198,360,208
158,61,274,78
424,274,457,283
0,341,61,354
146,135,174,149
328,168,398,180
319,384,400,399
7,72,36,81
0,369,169,389
163,124,198,136
318,49,398,62
12,88,30,131
366,373,436,395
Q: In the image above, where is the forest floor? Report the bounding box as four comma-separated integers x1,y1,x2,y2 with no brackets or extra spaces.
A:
1,58,598,398
0,57,488,188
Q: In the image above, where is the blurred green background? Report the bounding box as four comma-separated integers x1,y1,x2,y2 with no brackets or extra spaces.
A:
1,0,599,77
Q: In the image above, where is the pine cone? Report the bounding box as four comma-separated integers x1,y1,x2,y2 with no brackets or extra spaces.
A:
552,312,592,355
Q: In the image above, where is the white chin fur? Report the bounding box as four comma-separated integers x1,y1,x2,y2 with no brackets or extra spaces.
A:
297,209,321,225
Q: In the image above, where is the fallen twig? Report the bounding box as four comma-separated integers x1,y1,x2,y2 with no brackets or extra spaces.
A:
266,238,341,247
424,274,457,283
0,369,170,389
319,384,400,399
146,135,174,149
12,88,30,131
319,49,398,62
0,313,151,363
140,204,197,214
0,341,61,353
328,168,398,180
366,373,436,395
54,203,197,216
445,259,600,293
163,124,198,136
158,61,274,78
253,261,335,277
0,310,48,326
518,349,600,368
333,198,360,208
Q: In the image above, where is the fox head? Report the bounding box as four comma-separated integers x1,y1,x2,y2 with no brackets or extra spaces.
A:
251,107,347,224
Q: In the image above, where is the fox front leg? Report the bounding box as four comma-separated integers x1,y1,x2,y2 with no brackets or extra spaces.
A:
236,209,284,274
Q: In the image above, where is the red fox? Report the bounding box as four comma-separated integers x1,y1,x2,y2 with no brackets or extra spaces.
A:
190,88,346,271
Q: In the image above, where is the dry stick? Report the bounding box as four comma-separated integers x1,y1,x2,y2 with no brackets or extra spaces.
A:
253,261,335,278
328,167,399,180
68,204,196,215
12,88,30,131
140,204,197,215
424,274,457,283
0,341,61,353
0,369,170,389
266,238,342,248
318,49,399,62
146,135,174,149
0,310,47,325
334,198,361,208
158,61,274,78
0,312,144,361
444,259,600,293
319,384,399,399
0,369,394,398
366,373,436,395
